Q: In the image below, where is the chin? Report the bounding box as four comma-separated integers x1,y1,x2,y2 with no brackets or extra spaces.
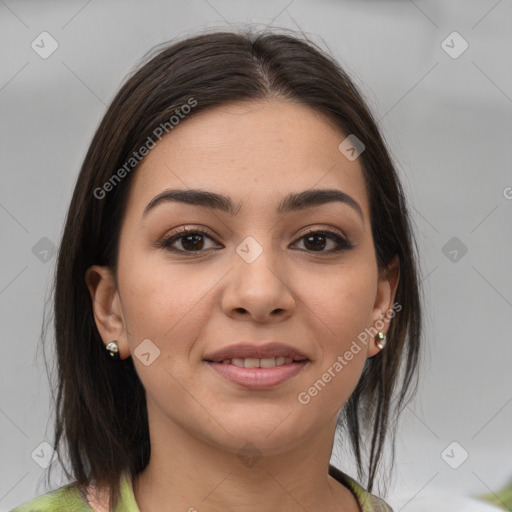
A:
203,415,313,457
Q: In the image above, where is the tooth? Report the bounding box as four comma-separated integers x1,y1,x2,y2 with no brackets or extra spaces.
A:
260,357,276,368
275,356,285,366
284,357,293,364
222,359,230,364
244,358,260,368
231,358,245,367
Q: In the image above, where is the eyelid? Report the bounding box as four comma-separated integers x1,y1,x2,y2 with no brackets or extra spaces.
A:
290,227,354,253
156,224,353,254
163,224,348,242
154,226,220,250
293,224,348,241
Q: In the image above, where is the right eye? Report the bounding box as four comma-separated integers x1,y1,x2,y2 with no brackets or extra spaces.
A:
158,227,221,253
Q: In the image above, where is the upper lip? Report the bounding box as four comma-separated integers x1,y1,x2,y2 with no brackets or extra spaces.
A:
204,342,309,362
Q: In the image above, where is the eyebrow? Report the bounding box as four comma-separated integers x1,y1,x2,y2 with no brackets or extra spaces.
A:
143,188,364,221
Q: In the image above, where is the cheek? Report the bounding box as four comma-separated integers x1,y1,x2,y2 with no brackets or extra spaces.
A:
296,292,371,417
298,263,377,347
116,257,216,406
117,252,221,356
293,262,377,407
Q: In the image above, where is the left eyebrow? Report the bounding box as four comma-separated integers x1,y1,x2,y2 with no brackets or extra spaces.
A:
142,188,364,222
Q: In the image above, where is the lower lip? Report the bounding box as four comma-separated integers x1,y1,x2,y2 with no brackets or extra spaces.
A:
205,361,308,389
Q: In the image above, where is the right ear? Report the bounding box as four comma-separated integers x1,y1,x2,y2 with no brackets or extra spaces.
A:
85,265,130,359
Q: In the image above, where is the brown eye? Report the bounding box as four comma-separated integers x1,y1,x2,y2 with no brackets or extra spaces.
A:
157,228,353,255
159,228,219,253
293,230,353,253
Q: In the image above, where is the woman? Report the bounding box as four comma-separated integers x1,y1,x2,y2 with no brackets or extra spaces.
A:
11,27,422,512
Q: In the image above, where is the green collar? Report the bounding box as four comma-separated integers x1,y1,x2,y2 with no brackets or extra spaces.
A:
113,472,140,512
10,467,391,512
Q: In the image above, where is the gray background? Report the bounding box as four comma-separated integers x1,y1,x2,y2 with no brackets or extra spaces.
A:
1,1,511,510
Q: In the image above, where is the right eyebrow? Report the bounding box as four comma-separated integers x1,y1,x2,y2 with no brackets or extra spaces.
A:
142,187,364,222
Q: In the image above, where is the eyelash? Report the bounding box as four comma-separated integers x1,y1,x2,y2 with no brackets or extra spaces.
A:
156,227,354,255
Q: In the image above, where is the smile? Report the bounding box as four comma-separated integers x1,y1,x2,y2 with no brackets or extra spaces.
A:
205,360,308,389
219,356,302,367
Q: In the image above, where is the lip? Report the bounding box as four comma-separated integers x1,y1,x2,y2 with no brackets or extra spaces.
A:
203,341,310,390
205,360,308,389
203,342,309,362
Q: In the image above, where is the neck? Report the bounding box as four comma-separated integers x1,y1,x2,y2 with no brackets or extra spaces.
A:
131,409,359,512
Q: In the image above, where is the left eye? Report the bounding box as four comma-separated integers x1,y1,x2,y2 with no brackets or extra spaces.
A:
158,229,353,254
292,231,353,253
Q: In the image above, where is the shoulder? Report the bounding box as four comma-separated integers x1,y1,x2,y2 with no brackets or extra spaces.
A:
8,482,92,512
329,465,394,512
10,472,139,512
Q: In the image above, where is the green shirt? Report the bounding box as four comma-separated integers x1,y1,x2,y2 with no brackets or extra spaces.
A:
10,465,393,511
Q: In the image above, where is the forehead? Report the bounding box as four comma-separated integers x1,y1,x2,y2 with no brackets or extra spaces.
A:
127,100,369,218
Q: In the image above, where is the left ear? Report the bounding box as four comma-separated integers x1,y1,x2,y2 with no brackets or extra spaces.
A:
367,255,400,357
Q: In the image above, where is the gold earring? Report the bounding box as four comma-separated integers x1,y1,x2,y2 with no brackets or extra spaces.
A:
106,341,119,357
375,332,387,350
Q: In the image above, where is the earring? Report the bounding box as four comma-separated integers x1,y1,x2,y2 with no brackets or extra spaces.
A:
106,341,119,358
375,332,387,350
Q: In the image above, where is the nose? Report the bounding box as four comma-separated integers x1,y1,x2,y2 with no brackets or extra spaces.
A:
221,242,296,323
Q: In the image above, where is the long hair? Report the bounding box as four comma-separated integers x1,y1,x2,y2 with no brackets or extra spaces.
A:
45,27,422,509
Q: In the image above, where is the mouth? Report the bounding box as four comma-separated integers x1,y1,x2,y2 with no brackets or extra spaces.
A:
209,356,306,368
203,342,310,389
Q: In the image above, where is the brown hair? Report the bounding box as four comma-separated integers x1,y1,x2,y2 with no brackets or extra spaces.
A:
45,27,422,509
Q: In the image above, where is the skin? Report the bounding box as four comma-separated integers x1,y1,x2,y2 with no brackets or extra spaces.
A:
86,99,399,512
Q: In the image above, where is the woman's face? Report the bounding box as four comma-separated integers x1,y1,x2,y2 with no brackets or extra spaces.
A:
88,99,397,456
